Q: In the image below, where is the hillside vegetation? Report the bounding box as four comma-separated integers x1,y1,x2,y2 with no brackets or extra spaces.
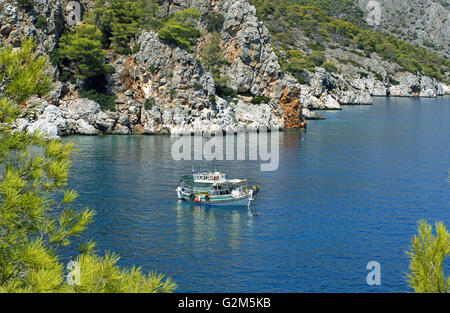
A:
249,0,450,83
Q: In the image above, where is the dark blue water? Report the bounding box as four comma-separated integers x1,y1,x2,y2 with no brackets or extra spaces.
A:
64,96,450,292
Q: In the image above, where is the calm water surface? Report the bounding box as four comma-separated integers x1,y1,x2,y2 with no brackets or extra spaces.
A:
64,96,450,292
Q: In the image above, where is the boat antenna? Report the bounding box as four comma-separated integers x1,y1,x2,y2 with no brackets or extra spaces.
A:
192,163,195,174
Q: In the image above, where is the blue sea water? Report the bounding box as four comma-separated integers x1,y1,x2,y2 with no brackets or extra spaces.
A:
64,96,450,292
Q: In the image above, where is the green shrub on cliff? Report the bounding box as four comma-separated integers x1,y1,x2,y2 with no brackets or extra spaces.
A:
0,39,176,293
158,8,201,51
323,62,339,73
34,15,48,29
279,49,326,81
79,89,117,111
16,0,33,11
199,31,235,96
89,0,160,54
56,24,114,80
251,96,271,105
204,12,225,32
200,32,226,72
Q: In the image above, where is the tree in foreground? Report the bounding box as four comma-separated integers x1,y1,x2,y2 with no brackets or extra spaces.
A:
0,38,175,293
406,220,450,293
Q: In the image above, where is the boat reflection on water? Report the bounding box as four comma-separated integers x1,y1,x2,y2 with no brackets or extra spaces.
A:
173,200,257,251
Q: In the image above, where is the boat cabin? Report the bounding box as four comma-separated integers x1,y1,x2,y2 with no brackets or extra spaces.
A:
193,172,226,183
180,172,248,197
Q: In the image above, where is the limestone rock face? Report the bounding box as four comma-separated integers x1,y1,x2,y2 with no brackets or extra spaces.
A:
389,73,443,98
27,120,59,139
217,0,304,128
302,109,325,120
443,84,450,95
359,0,450,59
299,68,373,112
106,0,306,133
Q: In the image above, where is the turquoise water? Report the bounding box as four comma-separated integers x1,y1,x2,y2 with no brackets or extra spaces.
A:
64,96,450,292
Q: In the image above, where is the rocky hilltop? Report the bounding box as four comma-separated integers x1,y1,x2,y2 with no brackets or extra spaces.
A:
248,0,449,119
0,0,449,137
359,0,450,59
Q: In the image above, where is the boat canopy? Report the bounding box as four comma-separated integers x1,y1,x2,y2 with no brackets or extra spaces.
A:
181,174,247,188
193,172,226,183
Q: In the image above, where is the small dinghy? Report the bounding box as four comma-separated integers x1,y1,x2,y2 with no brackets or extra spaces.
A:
176,172,259,206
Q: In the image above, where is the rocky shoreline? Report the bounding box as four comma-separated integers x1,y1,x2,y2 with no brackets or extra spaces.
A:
301,66,449,121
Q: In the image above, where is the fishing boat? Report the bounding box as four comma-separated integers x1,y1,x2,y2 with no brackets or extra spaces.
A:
176,171,259,206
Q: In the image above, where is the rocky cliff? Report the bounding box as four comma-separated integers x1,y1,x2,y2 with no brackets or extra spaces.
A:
1,0,449,137
1,0,305,138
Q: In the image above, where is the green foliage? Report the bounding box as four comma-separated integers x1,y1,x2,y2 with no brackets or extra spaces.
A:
0,40,175,293
358,71,368,79
16,0,33,11
198,32,236,97
251,96,271,105
374,72,383,82
307,42,325,51
326,18,359,38
279,49,325,80
66,251,176,293
89,0,160,54
250,0,366,26
319,28,329,40
336,57,363,69
249,0,450,82
158,9,201,51
200,32,226,74
0,38,51,104
34,15,48,30
169,88,177,100
79,89,117,111
323,62,339,73
406,221,450,293
388,76,400,86
354,31,449,81
204,12,225,32
144,97,155,110
214,75,237,98
56,24,114,80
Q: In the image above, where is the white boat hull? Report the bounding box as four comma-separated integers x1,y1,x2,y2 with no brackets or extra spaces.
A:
176,189,254,206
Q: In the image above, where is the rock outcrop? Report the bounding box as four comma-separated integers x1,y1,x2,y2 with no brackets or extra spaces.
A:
300,67,373,111
389,73,444,98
